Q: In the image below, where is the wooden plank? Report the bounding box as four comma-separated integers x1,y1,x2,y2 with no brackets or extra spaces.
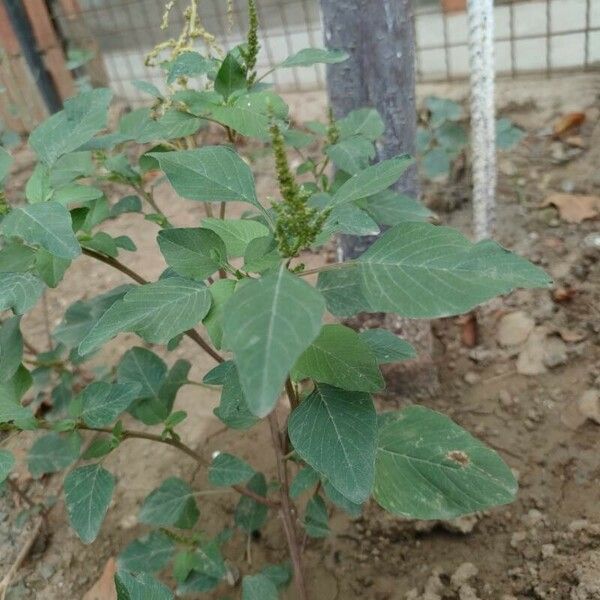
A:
0,2,21,56
22,0,75,100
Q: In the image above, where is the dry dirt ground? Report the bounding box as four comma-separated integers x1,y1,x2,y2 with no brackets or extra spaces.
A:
1,73,600,600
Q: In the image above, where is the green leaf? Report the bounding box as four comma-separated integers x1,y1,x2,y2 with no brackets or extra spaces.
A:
111,195,142,217
288,384,377,504
49,151,94,187
358,329,416,363
426,96,462,127
150,147,260,208
203,279,236,349
208,452,255,487
0,365,34,425
235,472,268,533
260,563,292,589
289,466,319,499
157,228,226,280
82,436,119,459
2,201,81,259
77,381,142,427
496,118,525,150
322,478,362,517
64,464,115,543
292,324,383,392
374,405,518,519
242,574,278,600
303,495,329,538
79,277,211,354
28,432,81,478
53,183,103,206
317,222,552,318
0,449,15,483
115,571,173,600
363,190,433,225
139,477,199,529
206,361,259,430
29,88,112,165
338,108,385,141
283,129,314,148
436,121,468,150
202,218,269,257
317,204,379,242
243,235,281,274
0,146,13,185
167,51,212,84
0,242,36,273
215,52,246,99
0,273,45,315
280,48,348,68
132,79,163,98
34,250,71,288
222,267,325,417
326,135,375,174
25,163,51,203
422,147,451,179
0,316,22,383
332,155,412,206
118,108,202,144
118,531,175,573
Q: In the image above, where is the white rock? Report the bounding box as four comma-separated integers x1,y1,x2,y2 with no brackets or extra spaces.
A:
577,389,600,424
451,563,478,589
497,311,535,347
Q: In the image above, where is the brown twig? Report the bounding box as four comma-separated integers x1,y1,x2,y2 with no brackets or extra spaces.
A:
81,248,224,363
268,411,308,600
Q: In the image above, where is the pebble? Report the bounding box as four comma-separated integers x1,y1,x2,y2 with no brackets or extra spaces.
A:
451,562,478,588
577,389,600,424
511,531,527,547
522,509,545,528
499,389,513,408
464,371,480,385
542,337,568,368
497,311,534,347
541,543,556,558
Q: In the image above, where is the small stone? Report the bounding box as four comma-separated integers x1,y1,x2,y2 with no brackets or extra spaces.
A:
541,543,556,558
451,563,478,589
499,389,513,408
443,514,479,534
458,585,481,600
497,311,534,347
569,519,589,533
517,328,548,375
577,389,600,424
511,531,527,547
542,337,567,368
464,371,480,385
119,514,137,530
522,509,544,528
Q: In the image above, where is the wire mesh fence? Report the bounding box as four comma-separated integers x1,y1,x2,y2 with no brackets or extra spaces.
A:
51,0,600,106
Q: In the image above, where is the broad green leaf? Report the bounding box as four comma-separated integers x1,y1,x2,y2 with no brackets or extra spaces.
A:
2,201,80,259
208,452,255,487
363,190,433,225
111,195,142,217
0,365,34,425
203,91,289,141
338,108,385,141
235,472,268,533
496,118,525,150
29,88,112,165
150,147,260,208
317,222,552,318
53,285,131,352
426,96,461,127
436,121,468,150
316,203,379,243
81,196,110,232
288,384,376,504
289,466,319,499
374,405,518,519
49,151,94,187
52,183,103,206
242,574,278,600
422,147,450,179
0,316,22,382
77,381,142,427
283,129,314,148
326,135,375,174
79,277,211,354
132,79,163,98
203,279,236,349
202,218,269,257
260,563,292,589
0,449,15,483
243,235,281,273
28,432,81,478
206,361,259,430
358,329,416,363
222,267,325,417
416,127,433,153
64,464,115,543
292,324,383,392
157,228,226,280
139,477,199,529
115,571,173,600
81,232,119,257
118,531,175,573
280,48,348,68
82,436,119,459
0,242,36,273
0,147,13,184
303,495,329,538
34,249,70,288
118,107,202,143
167,50,212,84
215,52,246,100
25,163,51,203
332,155,412,206
322,478,362,517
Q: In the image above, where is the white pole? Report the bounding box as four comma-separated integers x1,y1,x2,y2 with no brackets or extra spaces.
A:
467,0,496,241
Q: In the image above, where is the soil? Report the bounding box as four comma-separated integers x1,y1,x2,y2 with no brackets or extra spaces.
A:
1,73,600,600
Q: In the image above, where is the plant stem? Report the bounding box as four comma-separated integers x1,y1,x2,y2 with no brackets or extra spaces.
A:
81,247,224,363
296,260,355,278
268,411,308,600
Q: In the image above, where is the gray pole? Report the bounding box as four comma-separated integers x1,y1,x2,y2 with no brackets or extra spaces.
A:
320,0,438,394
